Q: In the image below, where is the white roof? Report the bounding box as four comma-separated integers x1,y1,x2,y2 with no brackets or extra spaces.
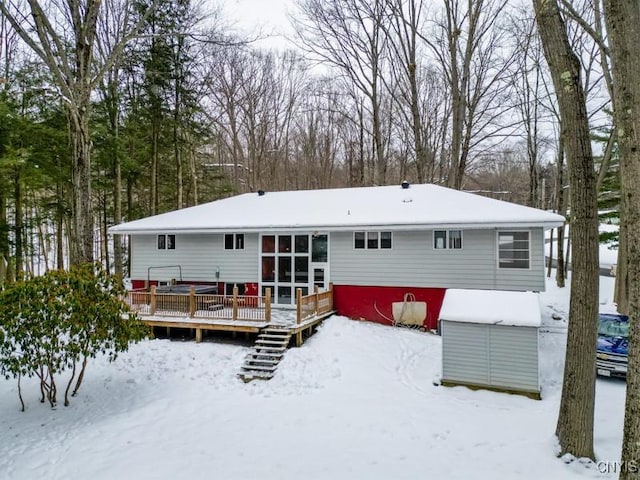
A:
439,289,541,327
109,183,565,234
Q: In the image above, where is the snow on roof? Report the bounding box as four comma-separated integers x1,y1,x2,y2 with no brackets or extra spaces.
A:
439,289,541,327
109,183,565,234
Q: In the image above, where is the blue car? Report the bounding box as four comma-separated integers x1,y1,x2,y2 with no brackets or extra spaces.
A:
596,313,629,378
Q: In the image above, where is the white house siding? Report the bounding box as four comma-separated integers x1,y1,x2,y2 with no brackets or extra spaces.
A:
130,233,259,284
441,321,540,394
329,228,546,292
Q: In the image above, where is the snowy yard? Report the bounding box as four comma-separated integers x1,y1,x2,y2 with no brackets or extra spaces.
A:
0,273,626,480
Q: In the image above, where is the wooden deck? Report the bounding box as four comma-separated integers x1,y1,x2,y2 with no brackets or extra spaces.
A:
126,284,334,345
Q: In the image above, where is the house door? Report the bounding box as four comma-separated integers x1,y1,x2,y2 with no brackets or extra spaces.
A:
310,234,329,291
260,233,329,306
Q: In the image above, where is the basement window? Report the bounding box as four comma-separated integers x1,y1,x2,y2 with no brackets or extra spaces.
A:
434,230,462,250
224,233,245,250
157,234,176,250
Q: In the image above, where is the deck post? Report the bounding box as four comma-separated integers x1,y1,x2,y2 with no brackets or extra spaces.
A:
195,328,202,343
314,285,319,315
232,285,239,321
265,288,272,322
150,285,157,315
296,288,302,324
329,282,334,311
189,285,196,318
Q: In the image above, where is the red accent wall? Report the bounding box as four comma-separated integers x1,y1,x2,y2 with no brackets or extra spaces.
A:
333,285,446,330
132,279,151,289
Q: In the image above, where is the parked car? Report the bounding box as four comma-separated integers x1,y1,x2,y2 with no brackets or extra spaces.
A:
596,313,629,378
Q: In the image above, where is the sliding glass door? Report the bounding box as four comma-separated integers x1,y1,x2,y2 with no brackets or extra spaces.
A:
260,233,329,305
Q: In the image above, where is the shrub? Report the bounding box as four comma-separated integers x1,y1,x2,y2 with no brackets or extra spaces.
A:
0,264,150,410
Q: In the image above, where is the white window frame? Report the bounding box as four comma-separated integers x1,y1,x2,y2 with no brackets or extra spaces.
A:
353,231,393,250
157,234,176,250
497,230,531,270
224,233,245,250
433,230,463,250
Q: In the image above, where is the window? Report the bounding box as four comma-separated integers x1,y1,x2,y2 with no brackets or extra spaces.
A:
262,235,275,252
381,231,392,249
157,234,175,250
295,235,309,253
354,231,392,249
498,231,530,269
278,235,291,253
433,230,462,250
312,234,328,261
367,232,379,249
224,233,244,250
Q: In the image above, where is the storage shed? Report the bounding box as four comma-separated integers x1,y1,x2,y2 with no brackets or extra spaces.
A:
439,289,541,399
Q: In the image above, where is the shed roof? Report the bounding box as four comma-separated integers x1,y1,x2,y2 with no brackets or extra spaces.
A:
109,183,565,234
439,289,541,327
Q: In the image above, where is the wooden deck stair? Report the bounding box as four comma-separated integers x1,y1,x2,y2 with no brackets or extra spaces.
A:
239,327,293,382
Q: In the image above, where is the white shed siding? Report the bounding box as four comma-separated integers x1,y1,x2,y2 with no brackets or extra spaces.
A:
441,320,540,394
131,233,258,283
441,322,490,384
329,228,546,291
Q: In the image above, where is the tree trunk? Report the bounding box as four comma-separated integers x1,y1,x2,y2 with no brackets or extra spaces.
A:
0,188,9,282
101,194,109,274
174,103,183,209
14,166,23,280
69,109,94,265
111,82,123,277
602,2,640,477
615,222,629,313
534,0,599,460
151,117,159,215
556,136,567,288
188,134,198,206
56,178,65,271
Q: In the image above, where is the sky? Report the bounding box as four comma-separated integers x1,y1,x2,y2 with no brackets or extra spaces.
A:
221,0,297,50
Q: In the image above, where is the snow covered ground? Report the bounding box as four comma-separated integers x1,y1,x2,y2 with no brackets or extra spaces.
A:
0,273,626,480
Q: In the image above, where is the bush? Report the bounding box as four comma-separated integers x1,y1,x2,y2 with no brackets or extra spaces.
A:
0,264,150,410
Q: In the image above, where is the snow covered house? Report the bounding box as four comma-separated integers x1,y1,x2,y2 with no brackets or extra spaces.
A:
109,183,564,330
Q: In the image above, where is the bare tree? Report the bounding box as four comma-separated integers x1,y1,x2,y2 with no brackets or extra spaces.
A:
295,0,390,185
508,12,548,207
601,2,640,478
0,0,153,265
94,0,134,276
0,12,19,282
383,0,429,182
534,0,600,460
423,0,514,189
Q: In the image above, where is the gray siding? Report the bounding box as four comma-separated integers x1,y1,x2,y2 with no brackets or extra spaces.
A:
441,322,490,385
131,233,258,283
329,227,545,291
441,320,540,393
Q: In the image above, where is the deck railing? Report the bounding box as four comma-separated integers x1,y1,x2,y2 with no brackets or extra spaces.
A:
296,284,334,324
126,283,334,325
125,285,272,323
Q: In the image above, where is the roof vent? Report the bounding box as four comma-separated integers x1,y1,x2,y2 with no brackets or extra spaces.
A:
401,180,410,189
258,190,265,196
